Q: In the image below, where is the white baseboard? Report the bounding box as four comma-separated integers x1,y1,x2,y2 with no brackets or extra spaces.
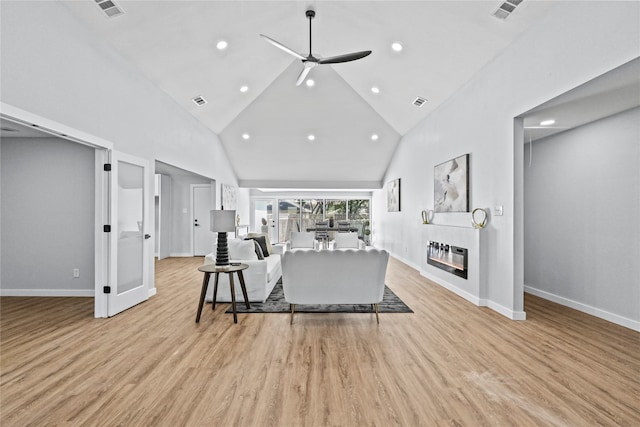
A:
0,288,94,297
420,271,527,321
148,287,157,298
387,251,421,272
486,300,527,320
170,252,195,257
421,270,482,305
525,285,639,332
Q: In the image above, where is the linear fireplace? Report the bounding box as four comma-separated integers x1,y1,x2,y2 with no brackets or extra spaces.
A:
427,241,468,279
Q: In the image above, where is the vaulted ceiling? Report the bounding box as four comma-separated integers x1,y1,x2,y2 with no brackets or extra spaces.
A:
61,0,560,188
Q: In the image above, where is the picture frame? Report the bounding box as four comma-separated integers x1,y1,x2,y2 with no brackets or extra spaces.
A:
221,183,237,210
387,178,401,212
434,154,469,213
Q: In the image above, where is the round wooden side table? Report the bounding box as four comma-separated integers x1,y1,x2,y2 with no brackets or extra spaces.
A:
196,264,250,324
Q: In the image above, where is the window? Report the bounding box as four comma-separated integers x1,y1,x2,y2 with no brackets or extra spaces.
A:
348,199,370,237
300,199,324,232
256,196,370,242
325,200,347,221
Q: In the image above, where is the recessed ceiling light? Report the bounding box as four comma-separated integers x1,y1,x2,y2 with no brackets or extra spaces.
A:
240,85,248,93
305,79,315,87
307,134,315,142
242,133,250,140
391,42,403,52
540,119,556,126
371,134,379,141
216,40,228,50
371,86,380,94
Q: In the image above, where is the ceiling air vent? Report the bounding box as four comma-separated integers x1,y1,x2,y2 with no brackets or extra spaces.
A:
413,96,427,107
192,96,207,106
94,0,124,18
492,0,524,20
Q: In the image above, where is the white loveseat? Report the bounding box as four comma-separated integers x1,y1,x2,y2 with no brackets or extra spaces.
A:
281,248,389,323
204,236,282,303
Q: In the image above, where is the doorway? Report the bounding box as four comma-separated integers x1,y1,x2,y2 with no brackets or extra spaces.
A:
251,198,277,242
192,184,214,256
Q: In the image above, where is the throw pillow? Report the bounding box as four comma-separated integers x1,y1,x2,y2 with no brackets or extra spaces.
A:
251,240,264,260
247,232,273,254
245,235,269,258
227,239,258,260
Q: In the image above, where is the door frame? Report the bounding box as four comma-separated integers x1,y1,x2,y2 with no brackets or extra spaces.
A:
0,103,163,318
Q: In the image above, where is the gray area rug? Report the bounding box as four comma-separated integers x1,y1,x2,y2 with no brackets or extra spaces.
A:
225,282,413,314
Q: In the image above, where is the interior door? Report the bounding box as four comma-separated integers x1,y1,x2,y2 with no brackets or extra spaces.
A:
192,184,213,256
108,151,150,316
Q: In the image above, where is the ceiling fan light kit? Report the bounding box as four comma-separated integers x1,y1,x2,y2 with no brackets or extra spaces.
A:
260,9,372,86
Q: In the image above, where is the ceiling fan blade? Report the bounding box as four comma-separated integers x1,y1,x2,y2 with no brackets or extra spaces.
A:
260,34,306,60
295,64,313,86
317,50,372,64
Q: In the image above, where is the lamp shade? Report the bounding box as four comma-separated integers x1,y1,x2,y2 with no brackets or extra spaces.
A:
210,210,236,232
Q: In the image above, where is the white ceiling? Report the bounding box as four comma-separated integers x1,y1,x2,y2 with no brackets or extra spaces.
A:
54,0,564,188
5,2,637,188
523,57,640,142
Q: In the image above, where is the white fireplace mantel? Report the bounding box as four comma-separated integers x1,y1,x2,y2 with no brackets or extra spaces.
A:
420,224,486,307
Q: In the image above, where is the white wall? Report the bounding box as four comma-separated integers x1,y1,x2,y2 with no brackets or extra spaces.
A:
524,108,640,328
1,137,95,295
1,2,241,293
373,2,640,318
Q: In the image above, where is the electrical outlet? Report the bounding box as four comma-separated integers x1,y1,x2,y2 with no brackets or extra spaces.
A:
73,268,80,278
495,205,504,216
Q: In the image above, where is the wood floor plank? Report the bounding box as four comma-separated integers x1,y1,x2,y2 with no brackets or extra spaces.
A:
1,256,639,426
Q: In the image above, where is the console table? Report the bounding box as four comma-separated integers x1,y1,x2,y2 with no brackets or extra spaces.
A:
196,264,250,324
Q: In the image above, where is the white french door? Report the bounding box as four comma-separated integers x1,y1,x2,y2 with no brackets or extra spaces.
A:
107,151,151,316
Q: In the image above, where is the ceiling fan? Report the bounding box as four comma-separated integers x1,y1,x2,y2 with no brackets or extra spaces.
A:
260,9,372,86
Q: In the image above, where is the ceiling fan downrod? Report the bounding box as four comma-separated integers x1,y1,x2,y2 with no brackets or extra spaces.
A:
306,9,315,58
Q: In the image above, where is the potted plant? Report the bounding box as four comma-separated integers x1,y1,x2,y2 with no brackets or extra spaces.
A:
363,220,371,245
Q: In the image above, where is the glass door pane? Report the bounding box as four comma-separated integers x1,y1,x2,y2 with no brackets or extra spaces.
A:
117,160,144,294
326,199,347,223
278,199,300,242
300,199,323,233
252,199,276,242
349,199,370,239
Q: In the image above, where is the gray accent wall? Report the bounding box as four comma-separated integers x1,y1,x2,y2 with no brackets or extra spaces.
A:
1,137,95,295
524,108,640,325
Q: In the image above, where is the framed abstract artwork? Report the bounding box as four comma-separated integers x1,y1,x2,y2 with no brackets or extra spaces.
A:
387,178,401,212
221,183,237,210
434,154,469,213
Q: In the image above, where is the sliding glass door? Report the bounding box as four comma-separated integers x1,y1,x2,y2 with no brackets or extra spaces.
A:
278,199,300,243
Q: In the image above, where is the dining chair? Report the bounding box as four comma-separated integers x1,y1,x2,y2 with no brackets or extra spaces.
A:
314,220,330,245
337,220,351,232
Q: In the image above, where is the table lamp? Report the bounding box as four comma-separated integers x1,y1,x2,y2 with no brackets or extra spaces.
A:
210,209,236,266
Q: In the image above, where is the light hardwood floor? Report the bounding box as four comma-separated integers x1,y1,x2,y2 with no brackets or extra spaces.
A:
1,256,639,426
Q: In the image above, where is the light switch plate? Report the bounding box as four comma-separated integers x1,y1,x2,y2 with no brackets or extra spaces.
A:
495,205,504,216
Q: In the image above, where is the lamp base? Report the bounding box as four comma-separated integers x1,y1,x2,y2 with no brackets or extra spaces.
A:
216,231,230,266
